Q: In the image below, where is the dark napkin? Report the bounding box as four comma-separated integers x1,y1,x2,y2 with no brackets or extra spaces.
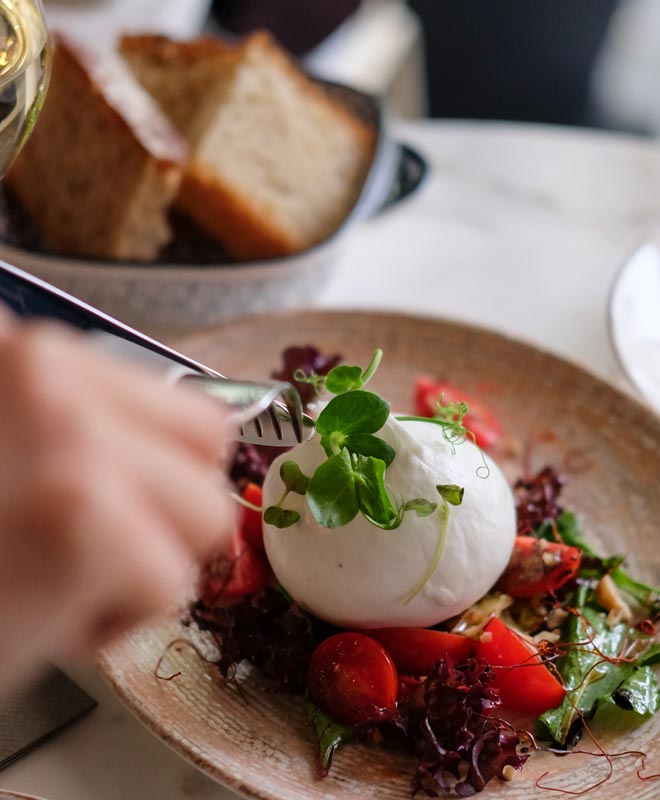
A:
0,667,96,769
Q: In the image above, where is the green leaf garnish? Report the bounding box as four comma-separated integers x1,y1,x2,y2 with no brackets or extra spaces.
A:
280,461,310,495
324,365,364,394
536,585,660,748
307,449,359,528
295,349,383,398
344,432,395,465
353,455,400,529
610,667,660,716
640,642,660,667
305,697,355,776
263,506,300,528
436,484,465,506
316,390,390,438
403,498,439,517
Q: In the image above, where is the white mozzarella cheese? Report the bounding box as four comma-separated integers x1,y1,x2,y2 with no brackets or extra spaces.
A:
262,416,516,628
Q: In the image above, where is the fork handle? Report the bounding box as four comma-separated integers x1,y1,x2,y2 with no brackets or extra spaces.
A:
0,260,221,378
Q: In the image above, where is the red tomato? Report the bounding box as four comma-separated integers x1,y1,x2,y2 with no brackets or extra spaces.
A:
499,536,581,597
198,531,271,608
475,617,565,717
240,482,264,551
366,628,475,676
308,633,398,725
414,376,502,449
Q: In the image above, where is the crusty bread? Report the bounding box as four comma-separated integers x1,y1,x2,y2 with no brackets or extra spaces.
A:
7,35,187,261
120,32,376,260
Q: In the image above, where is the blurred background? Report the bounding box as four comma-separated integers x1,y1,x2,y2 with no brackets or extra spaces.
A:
42,0,660,133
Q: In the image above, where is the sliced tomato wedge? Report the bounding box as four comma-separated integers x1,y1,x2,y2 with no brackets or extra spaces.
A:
198,530,271,608
499,536,581,597
414,376,502,449
240,482,264,551
366,627,475,676
308,633,398,725
475,617,565,717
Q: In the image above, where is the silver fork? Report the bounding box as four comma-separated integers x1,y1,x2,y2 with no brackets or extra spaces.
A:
0,261,316,447
179,374,315,447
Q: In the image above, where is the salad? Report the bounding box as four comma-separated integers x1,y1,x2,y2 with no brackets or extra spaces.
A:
188,346,660,797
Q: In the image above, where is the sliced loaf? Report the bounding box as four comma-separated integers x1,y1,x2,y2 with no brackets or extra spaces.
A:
7,35,187,261
120,32,376,260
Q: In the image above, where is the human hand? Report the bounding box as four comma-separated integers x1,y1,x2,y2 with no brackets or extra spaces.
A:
0,311,236,688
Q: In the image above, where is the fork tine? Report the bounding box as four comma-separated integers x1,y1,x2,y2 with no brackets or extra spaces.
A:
178,376,315,447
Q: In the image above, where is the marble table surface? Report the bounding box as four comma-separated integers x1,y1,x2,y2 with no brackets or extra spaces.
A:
3,119,660,799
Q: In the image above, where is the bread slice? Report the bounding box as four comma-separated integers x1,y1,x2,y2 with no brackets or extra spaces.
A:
7,35,187,261
120,32,376,260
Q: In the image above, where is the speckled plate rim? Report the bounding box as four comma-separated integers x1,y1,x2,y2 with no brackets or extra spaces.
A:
98,309,660,800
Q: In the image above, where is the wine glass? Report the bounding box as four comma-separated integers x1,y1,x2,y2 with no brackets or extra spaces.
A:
0,0,50,176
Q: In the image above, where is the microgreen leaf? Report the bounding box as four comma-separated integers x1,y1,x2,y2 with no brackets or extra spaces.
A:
436,484,464,506
324,365,364,394
307,449,359,528
316,391,390,438
344,433,395,466
280,461,310,495
353,455,400,528
404,498,438,517
264,506,300,528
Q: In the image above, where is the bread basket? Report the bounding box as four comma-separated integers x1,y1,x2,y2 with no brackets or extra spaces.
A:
0,81,426,333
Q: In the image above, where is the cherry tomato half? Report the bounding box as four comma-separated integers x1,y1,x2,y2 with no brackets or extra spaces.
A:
240,482,265,551
366,628,475,676
308,633,398,725
198,530,271,608
499,536,581,597
475,617,565,717
414,376,502,449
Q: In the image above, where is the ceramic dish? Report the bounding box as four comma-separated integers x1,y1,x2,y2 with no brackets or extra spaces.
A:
0,82,427,333
99,310,660,799
0,792,51,800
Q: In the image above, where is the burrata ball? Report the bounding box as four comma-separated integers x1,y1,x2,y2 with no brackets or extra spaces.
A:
262,416,515,628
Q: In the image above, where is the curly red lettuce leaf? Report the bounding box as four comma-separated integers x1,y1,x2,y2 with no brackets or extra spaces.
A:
190,587,315,693
396,658,529,797
514,466,564,536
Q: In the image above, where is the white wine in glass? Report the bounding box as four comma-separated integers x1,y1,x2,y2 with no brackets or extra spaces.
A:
0,0,49,176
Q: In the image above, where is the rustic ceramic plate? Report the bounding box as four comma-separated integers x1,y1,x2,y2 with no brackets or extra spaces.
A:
99,310,660,800
0,792,51,800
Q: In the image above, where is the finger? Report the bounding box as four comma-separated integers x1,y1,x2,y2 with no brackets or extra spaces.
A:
0,321,237,465
0,300,16,339
51,483,198,658
111,420,238,558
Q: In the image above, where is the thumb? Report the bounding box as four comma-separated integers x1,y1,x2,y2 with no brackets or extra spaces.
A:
0,301,16,338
